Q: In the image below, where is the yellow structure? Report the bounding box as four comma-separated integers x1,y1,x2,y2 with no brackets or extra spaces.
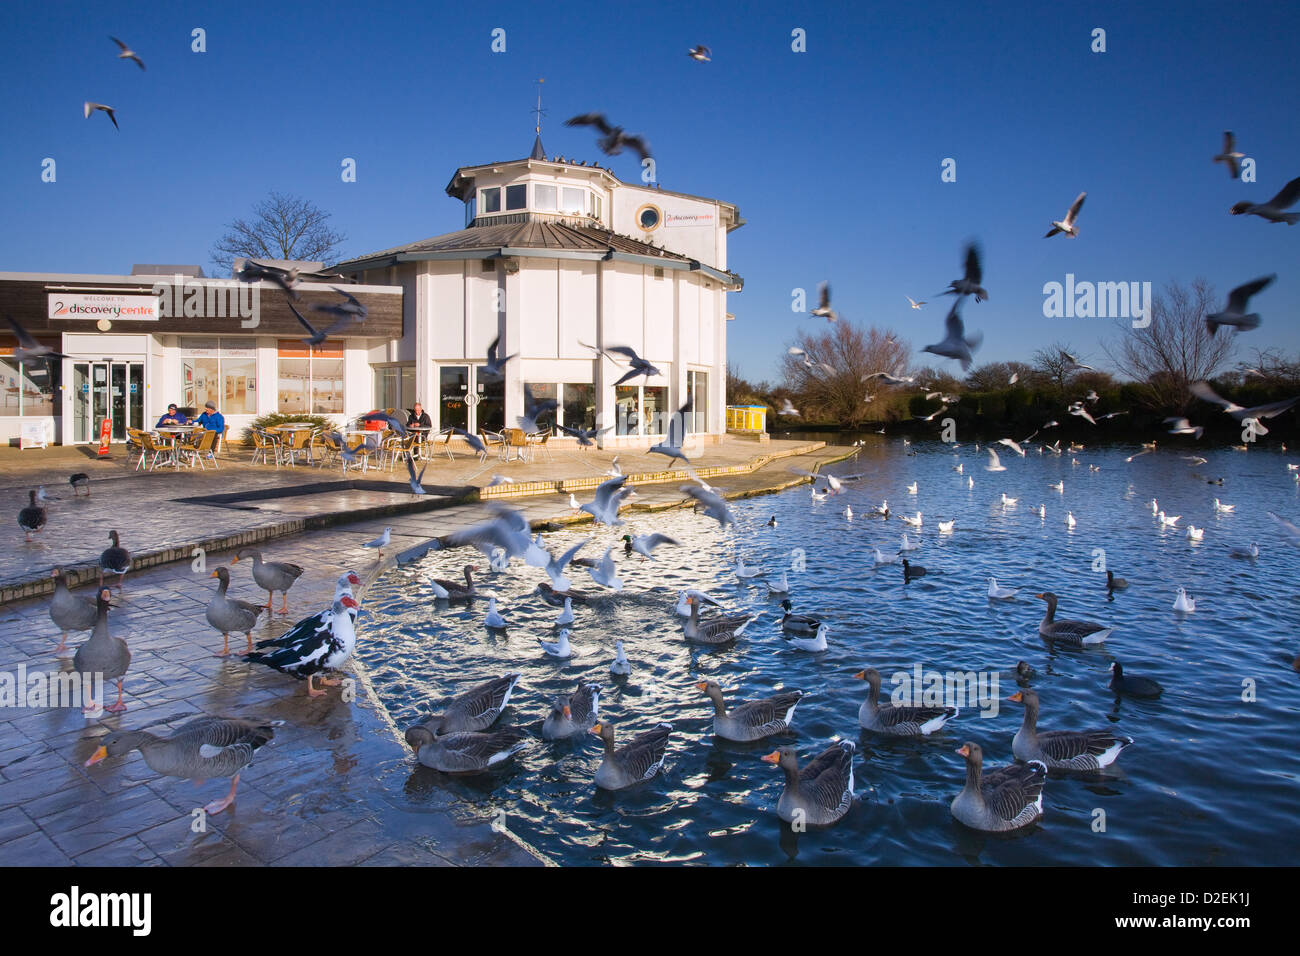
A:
726,405,767,432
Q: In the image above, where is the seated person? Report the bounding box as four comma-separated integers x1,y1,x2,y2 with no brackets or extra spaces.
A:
407,402,432,429
156,403,190,427
196,401,225,434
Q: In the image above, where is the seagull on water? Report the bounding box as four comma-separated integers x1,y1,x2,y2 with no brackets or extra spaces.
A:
988,578,1018,600
1173,587,1196,613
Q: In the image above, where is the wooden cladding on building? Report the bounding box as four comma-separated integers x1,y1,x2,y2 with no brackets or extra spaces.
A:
0,279,403,338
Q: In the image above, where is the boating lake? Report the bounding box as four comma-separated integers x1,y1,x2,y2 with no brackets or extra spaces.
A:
356,438,1300,865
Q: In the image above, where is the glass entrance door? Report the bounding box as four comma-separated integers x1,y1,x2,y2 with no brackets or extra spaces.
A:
72,361,145,442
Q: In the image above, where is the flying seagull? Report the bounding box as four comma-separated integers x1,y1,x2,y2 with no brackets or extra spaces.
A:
687,45,711,62
517,393,558,434
236,260,301,300
591,344,661,386
482,335,517,377
564,113,652,161
361,411,407,435
1164,417,1204,439
862,371,915,386
1044,192,1086,238
556,423,612,447
5,314,70,368
941,242,987,302
921,299,982,371
906,296,925,310
1061,351,1094,372
288,301,340,347
1205,275,1275,336
648,399,692,466
311,287,368,322
682,485,734,529
1189,380,1300,434
405,455,429,495
109,36,145,70
811,282,837,321
986,447,1007,472
778,398,800,417
1213,131,1244,179
1230,175,1300,224
83,101,118,130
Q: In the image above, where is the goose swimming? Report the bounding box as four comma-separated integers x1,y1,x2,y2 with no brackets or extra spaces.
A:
951,742,1046,832
405,673,520,738
1109,662,1163,698
762,741,855,827
685,596,760,644
698,682,803,742
1034,592,1111,645
1008,689,1132,771
542,683,600,740
590,721,672,790
854,667,956,735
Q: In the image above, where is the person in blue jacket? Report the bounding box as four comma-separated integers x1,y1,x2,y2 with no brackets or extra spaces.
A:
156,403,190,427
196,401,226,455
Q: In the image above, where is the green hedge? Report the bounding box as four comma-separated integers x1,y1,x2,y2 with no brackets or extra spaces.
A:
238,413,335,447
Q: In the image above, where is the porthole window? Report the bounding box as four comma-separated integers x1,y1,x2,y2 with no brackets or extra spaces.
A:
636,203,661,231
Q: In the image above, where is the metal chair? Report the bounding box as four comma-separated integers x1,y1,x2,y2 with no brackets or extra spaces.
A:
250,428,282,468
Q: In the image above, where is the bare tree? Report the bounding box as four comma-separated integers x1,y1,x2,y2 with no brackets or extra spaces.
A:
1233,347,1300,388
1104,279,1235,412
964,361,1038,391
210,191,347,276
1032,341,1084,397
780,321,910,424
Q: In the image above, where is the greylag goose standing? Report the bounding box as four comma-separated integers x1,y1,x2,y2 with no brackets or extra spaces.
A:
233,548,305,613
854,667,957,735
697,681,803,742
98,530,131,589
84,716,276,815
541,683,600,740
762,740,855,826
73,589,131,713
1009,689,1132,770
950,741,1047,831
590,721,672,790
48,567,96,654
18,490,46,541
404,673,520,741
207,567,266,656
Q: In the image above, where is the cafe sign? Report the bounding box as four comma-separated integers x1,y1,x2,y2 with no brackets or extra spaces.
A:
48,293,159,321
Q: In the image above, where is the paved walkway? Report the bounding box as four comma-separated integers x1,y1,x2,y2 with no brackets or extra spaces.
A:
0,438,857,867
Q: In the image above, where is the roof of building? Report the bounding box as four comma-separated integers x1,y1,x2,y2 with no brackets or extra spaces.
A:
333,218,742,287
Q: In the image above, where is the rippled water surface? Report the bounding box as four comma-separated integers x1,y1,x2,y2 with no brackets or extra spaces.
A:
357,439,1300,865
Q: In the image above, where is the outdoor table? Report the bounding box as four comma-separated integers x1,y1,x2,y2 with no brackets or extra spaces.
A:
407,425,432,459
154,425,202,468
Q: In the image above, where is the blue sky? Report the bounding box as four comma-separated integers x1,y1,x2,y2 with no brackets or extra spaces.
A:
2,0,1297,382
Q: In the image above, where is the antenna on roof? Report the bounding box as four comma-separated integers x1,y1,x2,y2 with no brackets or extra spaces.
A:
533,77,546,135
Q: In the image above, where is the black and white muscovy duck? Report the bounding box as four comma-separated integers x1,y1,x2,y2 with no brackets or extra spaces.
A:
244,594,359,698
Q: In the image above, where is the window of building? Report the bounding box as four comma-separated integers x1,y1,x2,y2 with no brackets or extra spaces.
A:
482,258,497,273
562,383,595,430
561,187,585,215
654,267,665,279
615,385,640,436
643,386,668,434
534,184,557,212
506,184,527,210
481,187,501,214
373,365,415,413
0,351,59,417
276,340,343,415
687,370,709,433
591,194,602,219
476,367,505,430
180,337,257,414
